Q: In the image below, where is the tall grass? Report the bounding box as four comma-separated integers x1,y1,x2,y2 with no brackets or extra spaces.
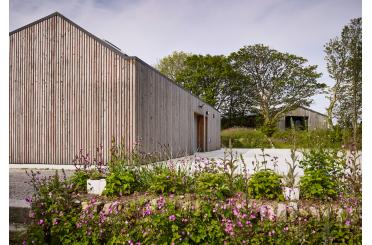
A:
221,127,358,149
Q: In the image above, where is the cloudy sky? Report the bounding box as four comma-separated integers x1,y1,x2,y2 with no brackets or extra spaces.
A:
9,0,361,113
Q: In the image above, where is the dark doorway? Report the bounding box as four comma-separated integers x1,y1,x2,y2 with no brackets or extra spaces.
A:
285,116,308,130
195,113,208,152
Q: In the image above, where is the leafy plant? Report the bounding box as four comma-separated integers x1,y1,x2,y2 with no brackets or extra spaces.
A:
247,170,284,200
25,170,82,244
195,172,231,199
299,148,346,199
103,169,136,196
147,164,188,194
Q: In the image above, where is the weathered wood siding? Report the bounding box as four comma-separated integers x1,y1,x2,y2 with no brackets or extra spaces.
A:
277,107,328,130
136,60,221,156
9,14,137,164
10,12,221,164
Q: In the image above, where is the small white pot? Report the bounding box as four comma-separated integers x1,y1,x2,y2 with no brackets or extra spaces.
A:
87,179,106,195
283,187,299,201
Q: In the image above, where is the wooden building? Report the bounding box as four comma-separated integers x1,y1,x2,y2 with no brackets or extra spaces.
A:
9,12,221,164
277,106,328,130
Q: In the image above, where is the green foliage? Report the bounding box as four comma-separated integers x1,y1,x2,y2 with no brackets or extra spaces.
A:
103,169,136,196
325,17,362,133
175,54,241,110
195,172,231,199
221,127,360,149
25,170,83,244
299,169,338,200
247,170,284,200
299,148,346,200
148,165,187,194
260,123,277,137
221,127,272,148
70,169,104,193
155,51,192,81
70,170,90,192
229,44,325,136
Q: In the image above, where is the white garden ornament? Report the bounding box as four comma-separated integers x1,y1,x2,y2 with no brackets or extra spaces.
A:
87,179,106,195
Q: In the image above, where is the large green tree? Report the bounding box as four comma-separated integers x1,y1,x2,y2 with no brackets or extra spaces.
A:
229,44,325,135
155,51,192,81
175,54,243,112
324,18,362,141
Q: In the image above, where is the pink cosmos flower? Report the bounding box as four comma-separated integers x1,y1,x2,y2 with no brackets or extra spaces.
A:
345,220,351,226
38,219,44,225
169,215,176,221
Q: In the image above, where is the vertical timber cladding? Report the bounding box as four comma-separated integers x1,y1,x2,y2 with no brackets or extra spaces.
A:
135,59,221,157
9,14,137,164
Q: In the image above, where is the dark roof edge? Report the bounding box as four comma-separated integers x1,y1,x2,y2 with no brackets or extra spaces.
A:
9,12,220,114
132,56,220,114
299,106,327,117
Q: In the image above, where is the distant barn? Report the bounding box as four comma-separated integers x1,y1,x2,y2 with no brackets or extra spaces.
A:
278,106,328,130
222,106,328,130
9,12,221,164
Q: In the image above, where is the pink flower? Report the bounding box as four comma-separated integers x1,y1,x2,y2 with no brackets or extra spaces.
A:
224,220,234,235
38,219,44,225
283,226,289,232
142,203,152,216
345,220,351,226
169,215,176,221
237,221,243,228
157,196,166,210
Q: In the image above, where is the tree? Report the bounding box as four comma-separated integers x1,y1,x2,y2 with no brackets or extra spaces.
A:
175,54,244,113
229,44,325,136
324,18,362,142
155,51,192,81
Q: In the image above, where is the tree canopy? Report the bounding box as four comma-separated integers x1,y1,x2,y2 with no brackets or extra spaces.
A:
324,17,362,138
155,51,192,81
156,45,327,136
229,44,325,135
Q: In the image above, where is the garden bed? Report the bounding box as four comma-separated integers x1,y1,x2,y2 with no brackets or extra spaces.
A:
21,144,362,244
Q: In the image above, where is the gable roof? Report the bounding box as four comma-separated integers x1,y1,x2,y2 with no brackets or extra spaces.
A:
9,12,220,114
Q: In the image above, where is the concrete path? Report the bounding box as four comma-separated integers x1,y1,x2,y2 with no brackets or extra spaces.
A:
193,148,304,177
9,169,75,202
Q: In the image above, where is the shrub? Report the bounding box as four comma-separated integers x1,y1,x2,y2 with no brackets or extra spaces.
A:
103,169,136,196
25,170,82,244
221,128,271,148
195,172,231,199
299,148,346,200
247,170,284,200
70,169,104,193
148,164,188,194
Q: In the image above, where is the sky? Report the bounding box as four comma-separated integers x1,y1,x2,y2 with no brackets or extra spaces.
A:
9,0,362,114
